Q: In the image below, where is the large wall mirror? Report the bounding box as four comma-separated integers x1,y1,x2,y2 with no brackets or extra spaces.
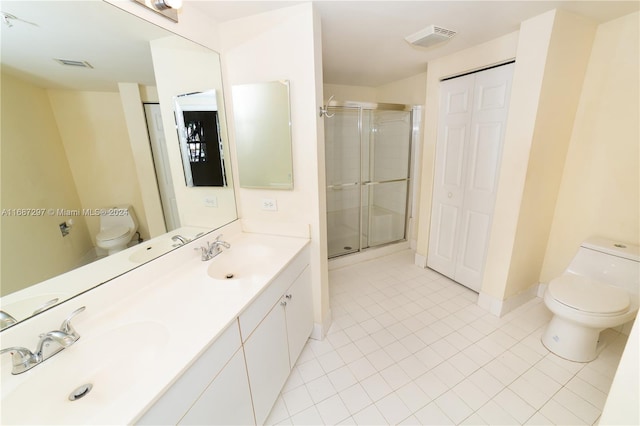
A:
0,1,237,329
233,80,293,189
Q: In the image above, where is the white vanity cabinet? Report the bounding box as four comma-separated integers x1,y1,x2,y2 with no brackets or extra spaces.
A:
137,243,312,426
240,246,313,424
178,349,254,425
136,321,254,425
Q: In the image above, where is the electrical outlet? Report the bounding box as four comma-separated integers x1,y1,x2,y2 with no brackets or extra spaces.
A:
204,196,218,208
261,198,277,211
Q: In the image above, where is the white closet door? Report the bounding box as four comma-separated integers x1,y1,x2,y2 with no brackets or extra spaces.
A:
455,63,514,290
427,73,475,278
428,63,514,292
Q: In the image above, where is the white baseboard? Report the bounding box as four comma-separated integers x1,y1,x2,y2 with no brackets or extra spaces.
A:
537,283,548,298
414,253,428,268
328,241,410,270
310,308,332,340
478,284,540,317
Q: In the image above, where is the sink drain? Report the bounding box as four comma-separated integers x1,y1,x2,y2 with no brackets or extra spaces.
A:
225,273,234,279
69,383,93,401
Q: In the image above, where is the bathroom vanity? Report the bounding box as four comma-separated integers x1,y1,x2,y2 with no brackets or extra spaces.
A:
0,226,311,425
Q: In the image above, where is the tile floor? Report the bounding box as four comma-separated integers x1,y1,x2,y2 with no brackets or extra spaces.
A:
265,250,629,425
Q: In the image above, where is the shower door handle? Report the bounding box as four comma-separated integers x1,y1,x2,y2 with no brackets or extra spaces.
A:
327,182,359,190
363,178,409,186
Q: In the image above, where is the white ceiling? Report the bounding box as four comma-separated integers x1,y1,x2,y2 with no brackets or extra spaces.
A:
1,1,637,91
0,1,168,91
191,0,640,87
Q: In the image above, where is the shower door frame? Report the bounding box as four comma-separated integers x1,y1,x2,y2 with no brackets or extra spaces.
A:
326,100,416,258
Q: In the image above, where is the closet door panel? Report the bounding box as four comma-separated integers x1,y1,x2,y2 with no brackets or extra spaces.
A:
458,63,514,289
429,62,514,292
455,210,492,291
427,74,475,276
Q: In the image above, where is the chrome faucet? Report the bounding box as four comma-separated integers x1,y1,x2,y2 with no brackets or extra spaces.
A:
0,306,85,375
0,310,17,330
172,232,205,247
196,234,231,261
171,235,190,246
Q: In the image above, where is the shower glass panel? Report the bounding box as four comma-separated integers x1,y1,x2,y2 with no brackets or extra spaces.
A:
363,109,412,248
325,101,414,259
325,107,361,257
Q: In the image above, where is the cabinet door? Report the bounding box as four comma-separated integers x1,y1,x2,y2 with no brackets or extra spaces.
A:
243,301,290,425
137,322,242,425
179,349,255,425
284,266,313,366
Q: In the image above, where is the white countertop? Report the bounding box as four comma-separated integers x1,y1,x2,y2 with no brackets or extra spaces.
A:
0,230,310,425
0,226,210,324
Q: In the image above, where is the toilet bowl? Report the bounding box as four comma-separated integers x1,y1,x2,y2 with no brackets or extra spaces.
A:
95,205,139,255
542,237,639,362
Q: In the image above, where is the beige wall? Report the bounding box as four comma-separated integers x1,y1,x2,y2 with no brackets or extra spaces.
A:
1,73,93,295
118,83,166,238
484,10,598,301
540,12,640,282
323,84,377,103
323,72,427,105
415,31,520,263
150,35,238,230
48,90,149,243
417,9,637,309
221,3,331,333
376,72,428,106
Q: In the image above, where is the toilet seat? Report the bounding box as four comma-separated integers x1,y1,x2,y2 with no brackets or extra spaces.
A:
548,275,630,316
97,226,130,242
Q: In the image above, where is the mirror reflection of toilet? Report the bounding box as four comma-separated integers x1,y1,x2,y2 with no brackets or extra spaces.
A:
542,237,639,362
95,205,139,255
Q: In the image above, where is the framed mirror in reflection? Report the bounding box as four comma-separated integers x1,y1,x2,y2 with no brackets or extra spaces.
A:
233,80,293,189
0,1,237,329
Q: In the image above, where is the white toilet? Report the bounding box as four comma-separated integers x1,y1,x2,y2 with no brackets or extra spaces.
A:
542,237,639,362
95,205,139,255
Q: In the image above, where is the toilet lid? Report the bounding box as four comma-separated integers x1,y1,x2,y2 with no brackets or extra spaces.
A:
97,226,130,242
548,275,630,315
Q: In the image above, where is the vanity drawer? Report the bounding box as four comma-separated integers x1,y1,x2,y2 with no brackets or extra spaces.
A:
136,320,242,425
238,245,310,342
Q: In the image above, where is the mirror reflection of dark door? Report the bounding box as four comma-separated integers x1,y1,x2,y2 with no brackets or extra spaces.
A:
181,110,225,187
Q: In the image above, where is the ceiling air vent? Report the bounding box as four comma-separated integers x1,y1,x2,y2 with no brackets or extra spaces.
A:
54,59,93,68
405,25,456,48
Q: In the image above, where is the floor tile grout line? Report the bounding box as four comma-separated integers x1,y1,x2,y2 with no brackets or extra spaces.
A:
268,250,627,426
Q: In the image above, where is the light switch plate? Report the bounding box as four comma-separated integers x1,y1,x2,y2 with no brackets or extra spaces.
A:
204,196,218,208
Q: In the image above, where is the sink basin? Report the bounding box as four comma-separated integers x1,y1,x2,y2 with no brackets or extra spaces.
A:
207,256,264,281
206,246,274,282
129,241,175,264
1,321,169,425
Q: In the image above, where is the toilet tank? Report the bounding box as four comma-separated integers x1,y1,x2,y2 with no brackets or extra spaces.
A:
99,205,138,232
567,237,640,295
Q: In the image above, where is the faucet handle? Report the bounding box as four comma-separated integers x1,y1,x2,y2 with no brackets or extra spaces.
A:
32,298,60,316
0,310,17,330
214,234,224,242
59,306,86,339
1,347,37,373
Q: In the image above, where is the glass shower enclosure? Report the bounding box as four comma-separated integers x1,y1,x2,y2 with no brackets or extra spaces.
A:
324,101,416,258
